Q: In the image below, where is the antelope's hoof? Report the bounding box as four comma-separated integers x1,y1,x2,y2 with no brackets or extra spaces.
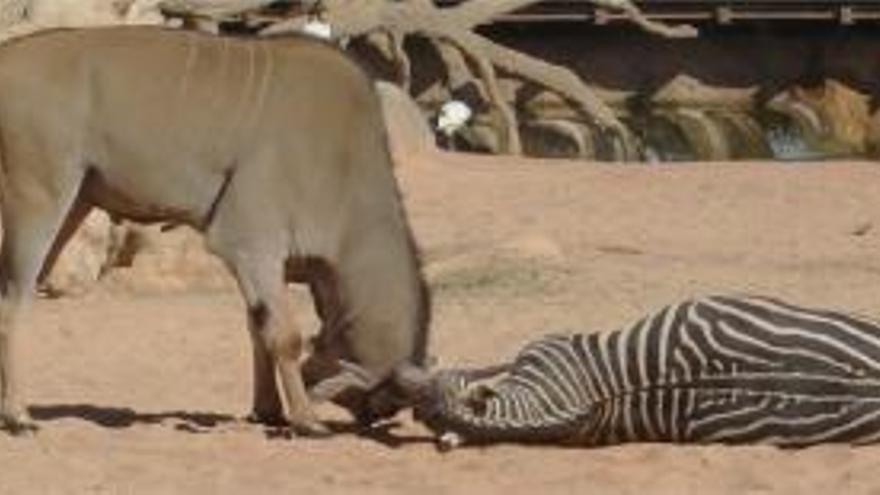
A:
245,410,288,427
290,418,332,438
0,411,37,436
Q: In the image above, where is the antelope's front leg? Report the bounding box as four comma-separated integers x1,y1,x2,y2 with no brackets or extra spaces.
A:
209,236,330,437
245,318,285,426
268,300,330,437
243,285,330,437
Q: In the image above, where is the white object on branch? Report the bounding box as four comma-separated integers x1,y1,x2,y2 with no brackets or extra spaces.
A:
302,18,332,39
436,100,473,136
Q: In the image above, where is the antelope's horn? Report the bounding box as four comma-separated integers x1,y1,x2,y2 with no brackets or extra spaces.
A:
391,362,436,398
309,360,381,402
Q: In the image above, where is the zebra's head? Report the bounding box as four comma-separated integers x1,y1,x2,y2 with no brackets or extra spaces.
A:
408,370,473,427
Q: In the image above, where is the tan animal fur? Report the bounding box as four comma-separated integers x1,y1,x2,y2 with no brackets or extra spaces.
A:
0,26,430,435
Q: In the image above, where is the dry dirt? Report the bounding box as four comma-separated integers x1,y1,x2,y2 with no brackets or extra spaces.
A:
3,150,880,494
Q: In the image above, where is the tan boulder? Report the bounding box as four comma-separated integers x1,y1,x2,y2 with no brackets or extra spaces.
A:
376,81,436,161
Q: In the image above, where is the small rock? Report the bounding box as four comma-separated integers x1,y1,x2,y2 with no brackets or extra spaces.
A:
850,222,873,237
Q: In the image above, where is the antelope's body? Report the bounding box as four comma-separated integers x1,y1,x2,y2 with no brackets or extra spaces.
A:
0,26,429,434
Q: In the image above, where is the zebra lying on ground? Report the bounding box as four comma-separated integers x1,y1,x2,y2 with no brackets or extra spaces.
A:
412,295,880,450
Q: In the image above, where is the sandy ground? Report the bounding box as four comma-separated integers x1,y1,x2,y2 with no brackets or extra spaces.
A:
2,151,880,494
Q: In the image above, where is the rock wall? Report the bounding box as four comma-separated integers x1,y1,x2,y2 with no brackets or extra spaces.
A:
42,217,232,296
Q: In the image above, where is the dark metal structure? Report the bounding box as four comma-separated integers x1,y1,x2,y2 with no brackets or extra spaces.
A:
438,0,880,25
461,1,880,160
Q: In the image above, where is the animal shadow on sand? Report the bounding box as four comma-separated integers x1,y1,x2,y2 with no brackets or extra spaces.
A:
28,404,435,445
263,420,433,448
29,403,236,434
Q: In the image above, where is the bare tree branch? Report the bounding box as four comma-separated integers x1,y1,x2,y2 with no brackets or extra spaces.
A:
610,1,699,38
304,0,696,158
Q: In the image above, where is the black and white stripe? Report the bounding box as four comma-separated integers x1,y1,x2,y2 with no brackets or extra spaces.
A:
417,295,880,447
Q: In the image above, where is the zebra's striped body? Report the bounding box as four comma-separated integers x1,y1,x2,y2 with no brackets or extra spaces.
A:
417,295,880,447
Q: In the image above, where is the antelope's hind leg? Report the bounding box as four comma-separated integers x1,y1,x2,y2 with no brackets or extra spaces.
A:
0,173,87,433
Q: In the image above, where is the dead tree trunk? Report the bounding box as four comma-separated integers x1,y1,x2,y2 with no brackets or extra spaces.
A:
265,0,697,159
